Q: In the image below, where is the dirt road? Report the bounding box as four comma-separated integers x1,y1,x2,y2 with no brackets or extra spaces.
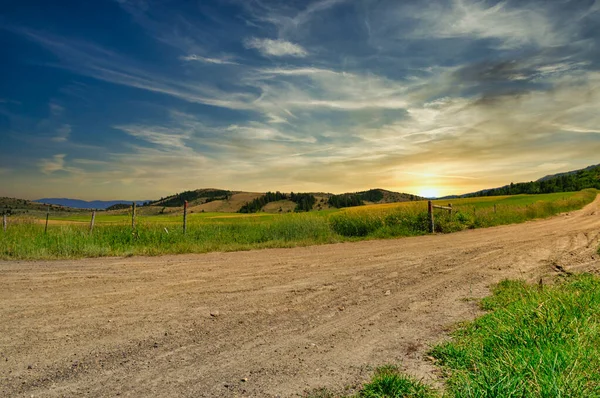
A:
2,198,600,397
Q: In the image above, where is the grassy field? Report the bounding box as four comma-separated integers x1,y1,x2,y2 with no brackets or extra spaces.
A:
0,189,596,260
307,273,600,398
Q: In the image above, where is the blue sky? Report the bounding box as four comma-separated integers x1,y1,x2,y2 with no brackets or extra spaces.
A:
1,0,600,200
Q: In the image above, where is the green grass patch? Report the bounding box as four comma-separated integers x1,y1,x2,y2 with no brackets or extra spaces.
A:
304,366,436,398
0,214,340,260
431,274,600,397
358,366,437,398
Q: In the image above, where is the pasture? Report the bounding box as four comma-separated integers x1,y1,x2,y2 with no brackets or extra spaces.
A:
0,190,596,260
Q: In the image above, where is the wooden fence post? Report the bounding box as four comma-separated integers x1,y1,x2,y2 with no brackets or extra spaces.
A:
448,203,453,215
44,206,50,234
89,210,96,234
2,214,6,232
131,202,136,230
428,200,434,233
183,200,188,235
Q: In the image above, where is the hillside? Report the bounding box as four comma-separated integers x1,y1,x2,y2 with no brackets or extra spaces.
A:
1,197,81,215
537,163,600,182
328,188,423,208
128,188,424,215
151,189,232,207
187,192,263,213
356,188,422,204
452,164,600,198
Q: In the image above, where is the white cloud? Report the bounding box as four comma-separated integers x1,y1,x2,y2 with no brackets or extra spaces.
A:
410,0,568,49
244,38,308,57
39,154,66,174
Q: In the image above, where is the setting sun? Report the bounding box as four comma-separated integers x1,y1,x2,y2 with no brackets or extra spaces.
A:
418,188,440,198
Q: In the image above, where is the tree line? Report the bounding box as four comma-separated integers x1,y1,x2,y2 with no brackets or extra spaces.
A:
239,191,317,213
156,190,231,207
327,194,364,208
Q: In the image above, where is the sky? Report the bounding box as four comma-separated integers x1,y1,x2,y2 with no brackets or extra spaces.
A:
1,0,600,200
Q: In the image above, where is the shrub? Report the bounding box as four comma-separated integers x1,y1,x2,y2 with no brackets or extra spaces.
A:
330,212,384,237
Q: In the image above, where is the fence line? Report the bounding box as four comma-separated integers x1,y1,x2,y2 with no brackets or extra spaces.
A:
183,200,188,235
131,202,136,230
89,211,96,234
44,206,49,234
428,201,453,233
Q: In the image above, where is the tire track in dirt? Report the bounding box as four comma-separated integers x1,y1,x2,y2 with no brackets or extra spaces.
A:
1,197,599,397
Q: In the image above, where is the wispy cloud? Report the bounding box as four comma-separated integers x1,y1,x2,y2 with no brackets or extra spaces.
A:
404,0,570,49
0,98,21,105
180,54,239,65
240,0,349,38
257,67,339,76
52,124,71,142
15,28,255,110
114,124,190,150
39,154,67,174
49,101,64,116
244,38,308,57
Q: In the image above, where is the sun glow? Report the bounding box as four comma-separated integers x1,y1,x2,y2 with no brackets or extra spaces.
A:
418,188,440,198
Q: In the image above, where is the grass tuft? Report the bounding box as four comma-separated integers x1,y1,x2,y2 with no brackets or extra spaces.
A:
303,366,437,398
359,366,437,398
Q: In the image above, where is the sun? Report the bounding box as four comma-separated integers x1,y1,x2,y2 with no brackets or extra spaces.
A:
418,188,440,198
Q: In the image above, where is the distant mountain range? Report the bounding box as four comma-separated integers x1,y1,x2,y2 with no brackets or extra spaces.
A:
34,198,151,210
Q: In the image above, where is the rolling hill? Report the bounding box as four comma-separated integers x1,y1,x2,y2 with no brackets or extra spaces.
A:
1,197,82,215
327,189,423,208
10,163,599,216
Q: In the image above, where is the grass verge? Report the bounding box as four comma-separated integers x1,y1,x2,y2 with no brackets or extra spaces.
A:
432,273,600,397
308,273,600,397
332,189,597,237
0,213,339,260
